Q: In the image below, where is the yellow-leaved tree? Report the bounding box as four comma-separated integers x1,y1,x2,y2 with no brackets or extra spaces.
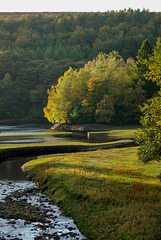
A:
44,51,146,124
44,67,90,123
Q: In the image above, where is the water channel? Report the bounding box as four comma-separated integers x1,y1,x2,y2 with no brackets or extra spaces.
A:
0,124,87,240
0,123,123,145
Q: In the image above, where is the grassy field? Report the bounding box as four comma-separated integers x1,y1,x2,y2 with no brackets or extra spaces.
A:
23,144,161,240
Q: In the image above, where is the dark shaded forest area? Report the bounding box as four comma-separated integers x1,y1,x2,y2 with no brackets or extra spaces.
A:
0,10,160,120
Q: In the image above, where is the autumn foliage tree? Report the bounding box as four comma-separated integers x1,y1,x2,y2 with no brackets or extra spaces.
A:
44,51,146,124
44,67,90,123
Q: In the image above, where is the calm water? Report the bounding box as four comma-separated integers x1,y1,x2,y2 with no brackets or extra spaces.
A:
0,157,30,181
0,124,51,179
0,123,50,134
0,124,49,144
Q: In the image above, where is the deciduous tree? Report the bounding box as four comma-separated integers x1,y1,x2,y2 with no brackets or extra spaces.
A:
136,38,161,163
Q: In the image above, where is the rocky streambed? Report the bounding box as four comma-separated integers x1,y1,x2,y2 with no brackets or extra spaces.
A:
0,181,87,240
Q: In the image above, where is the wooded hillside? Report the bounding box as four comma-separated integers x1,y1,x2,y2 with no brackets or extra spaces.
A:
0,10,160,119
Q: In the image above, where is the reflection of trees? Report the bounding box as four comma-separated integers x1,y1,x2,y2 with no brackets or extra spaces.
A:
0,158,27,180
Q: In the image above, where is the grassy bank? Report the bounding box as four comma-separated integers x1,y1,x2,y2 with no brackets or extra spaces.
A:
0,131,73,138
23,146,161,240
0,128,135,160
0,139,134,161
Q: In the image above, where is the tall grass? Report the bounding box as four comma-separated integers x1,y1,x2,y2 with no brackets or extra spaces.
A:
23,146,161,240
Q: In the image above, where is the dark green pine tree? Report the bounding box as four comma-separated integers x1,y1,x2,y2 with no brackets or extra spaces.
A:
132,39,159,99
137,39,152,60
53,39,66,60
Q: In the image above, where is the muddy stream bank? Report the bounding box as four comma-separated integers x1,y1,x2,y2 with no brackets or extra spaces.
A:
0,155,87,240
0,180,87,240
0,124,88,239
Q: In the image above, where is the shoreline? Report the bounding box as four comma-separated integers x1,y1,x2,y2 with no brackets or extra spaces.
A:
51,123,141,132
0,180,87,239
0,124,137,161
0,140,135,162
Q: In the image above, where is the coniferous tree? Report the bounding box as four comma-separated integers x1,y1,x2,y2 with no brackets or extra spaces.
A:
131,39,158,99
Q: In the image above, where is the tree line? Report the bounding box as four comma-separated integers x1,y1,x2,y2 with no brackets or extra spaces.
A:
0,10,160,60
44,39,160,125
0,10,160,119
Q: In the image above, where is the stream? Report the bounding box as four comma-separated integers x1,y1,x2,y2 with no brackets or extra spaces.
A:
0,124,87,240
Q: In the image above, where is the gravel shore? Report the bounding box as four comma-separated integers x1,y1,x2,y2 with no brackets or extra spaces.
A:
0,181,87,240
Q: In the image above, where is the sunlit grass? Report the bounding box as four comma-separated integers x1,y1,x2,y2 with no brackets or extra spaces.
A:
23,146,161,240
89,127,139,137
0,131,72,137
107,129,137,137
0,139,132,149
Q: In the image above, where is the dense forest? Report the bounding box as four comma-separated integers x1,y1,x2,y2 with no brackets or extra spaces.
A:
0,10,160,120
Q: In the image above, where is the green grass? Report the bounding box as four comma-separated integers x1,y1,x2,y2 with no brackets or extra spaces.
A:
0,135,133,162
0,131,72,138
108,129,137,137
0,139,132,149
23,146,161,240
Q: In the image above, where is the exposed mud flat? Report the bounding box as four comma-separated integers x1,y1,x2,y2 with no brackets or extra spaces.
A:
0,181,87,240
